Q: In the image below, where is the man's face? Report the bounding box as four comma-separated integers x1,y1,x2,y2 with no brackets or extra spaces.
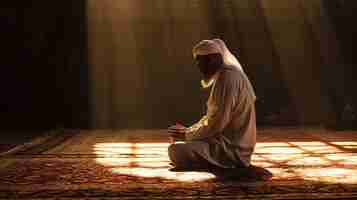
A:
195,53,223,80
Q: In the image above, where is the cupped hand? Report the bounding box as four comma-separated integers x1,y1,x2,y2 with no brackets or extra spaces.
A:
168,123,187,131
168,123,187,141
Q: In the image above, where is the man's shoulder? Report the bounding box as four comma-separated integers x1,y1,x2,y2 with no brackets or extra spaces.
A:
220,65,243,81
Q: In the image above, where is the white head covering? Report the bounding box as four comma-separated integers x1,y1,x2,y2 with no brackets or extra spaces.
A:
192,40,221,58
192,39,255,100
192,39,243,72
212,38,243,72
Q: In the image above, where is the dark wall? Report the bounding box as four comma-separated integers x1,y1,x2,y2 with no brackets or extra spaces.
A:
320,0,357,129
88,0,214,129
2,1,356,130
0,1,89,130
88,0,330,129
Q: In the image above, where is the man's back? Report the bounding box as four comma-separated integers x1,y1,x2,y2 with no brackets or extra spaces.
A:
205,65,256,167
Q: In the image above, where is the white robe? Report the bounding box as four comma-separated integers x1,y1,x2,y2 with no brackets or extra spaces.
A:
185,65,256,167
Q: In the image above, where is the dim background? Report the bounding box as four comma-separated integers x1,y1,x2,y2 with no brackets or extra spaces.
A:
1,0,356,131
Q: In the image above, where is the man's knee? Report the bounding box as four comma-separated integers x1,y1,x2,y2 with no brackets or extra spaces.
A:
168,143,195,166
168,143,183,160
168,142,212,169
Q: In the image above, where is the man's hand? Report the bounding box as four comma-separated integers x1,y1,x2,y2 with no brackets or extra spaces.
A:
168,123,187,142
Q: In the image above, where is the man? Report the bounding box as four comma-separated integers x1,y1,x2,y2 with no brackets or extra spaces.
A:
168,39,271,180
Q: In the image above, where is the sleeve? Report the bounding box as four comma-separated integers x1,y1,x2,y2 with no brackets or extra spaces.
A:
185,71,237,141
187,115,208,133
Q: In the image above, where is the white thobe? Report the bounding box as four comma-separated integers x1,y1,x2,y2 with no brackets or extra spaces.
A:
184,65,256,167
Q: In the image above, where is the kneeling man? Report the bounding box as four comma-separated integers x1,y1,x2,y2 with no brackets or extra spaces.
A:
168,39,268,180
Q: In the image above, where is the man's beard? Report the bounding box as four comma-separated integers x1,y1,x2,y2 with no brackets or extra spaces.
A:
200,73,215,88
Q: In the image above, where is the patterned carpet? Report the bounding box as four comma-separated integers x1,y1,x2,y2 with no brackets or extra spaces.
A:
0,144,16,154
1,129,357,199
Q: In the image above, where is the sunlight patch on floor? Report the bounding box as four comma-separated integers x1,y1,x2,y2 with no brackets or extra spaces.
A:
94,142,215,182
94,141,357,183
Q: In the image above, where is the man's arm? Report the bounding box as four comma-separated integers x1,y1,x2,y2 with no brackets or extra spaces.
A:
185,71,237,141
187,115,208,133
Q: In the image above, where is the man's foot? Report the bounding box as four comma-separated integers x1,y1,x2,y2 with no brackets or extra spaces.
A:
168,166,190,172
168,164,211,172
211,165,273,181
249,165,273,181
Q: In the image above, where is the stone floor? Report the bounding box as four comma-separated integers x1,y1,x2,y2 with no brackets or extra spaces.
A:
1,128,357,199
